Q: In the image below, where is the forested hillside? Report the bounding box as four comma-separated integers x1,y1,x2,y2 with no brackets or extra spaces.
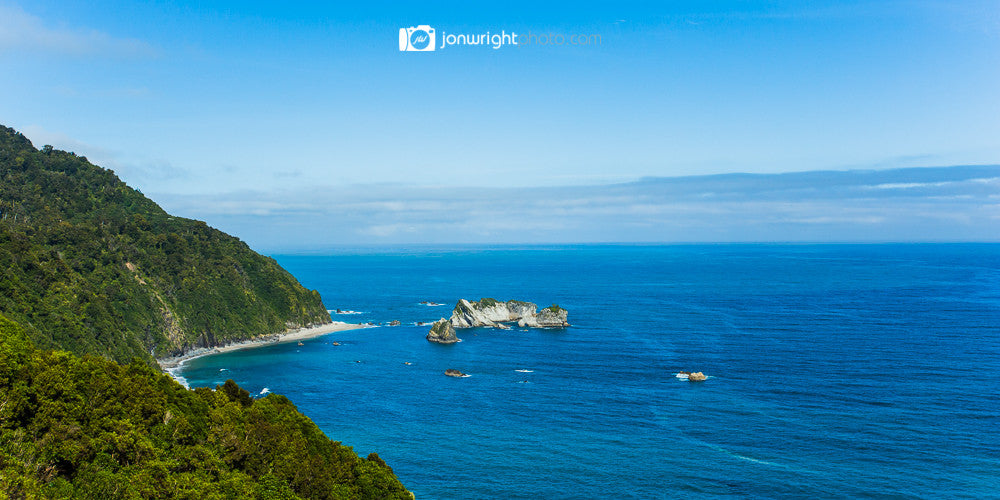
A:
0,125,331,362
0,313,411,499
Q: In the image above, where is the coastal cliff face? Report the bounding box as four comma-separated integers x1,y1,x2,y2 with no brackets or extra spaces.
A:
447,298,570,329
450,298,538,328
523,305,570,328
0,125,331,363
426,318,459,343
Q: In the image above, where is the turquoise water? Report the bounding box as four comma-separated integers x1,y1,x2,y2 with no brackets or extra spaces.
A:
178,245,1000,498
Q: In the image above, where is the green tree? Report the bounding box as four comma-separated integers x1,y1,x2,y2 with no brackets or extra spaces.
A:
0,314,411,499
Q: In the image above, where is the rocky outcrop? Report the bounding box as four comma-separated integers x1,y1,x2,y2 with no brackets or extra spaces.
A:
444,369,467,377
426,318,459,343
388,320,401,326
449,298,569,329
518,305,570,328
688,372,707,382
450,298,537,328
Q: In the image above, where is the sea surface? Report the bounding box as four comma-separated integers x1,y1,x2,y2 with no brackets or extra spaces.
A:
178,244,1000,499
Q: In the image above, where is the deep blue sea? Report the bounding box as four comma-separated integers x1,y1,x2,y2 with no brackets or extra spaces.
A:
178,245,1000,499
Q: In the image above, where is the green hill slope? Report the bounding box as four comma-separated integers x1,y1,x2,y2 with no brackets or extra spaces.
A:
0,125,331,362
0,314,411,499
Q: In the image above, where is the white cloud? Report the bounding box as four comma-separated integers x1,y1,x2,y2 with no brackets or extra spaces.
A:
19,124,188,186
863,176,1000,191
19,125,104,155
361,224,420,238
865,181,954,190
144,164,1000,249
0,4,156,57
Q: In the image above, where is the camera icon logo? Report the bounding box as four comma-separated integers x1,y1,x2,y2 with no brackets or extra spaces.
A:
399,25,436,51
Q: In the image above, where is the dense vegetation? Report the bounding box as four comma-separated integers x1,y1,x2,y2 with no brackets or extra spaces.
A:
469,298,533,311
473,298,500,309
0,126,331,362
0,126,411,497
0,314,411,499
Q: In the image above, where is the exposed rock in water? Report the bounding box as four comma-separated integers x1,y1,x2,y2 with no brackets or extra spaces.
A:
688,372,707,382
444,369,467,377
389,320,401,326
426,318,459,343
450,298,570,329
450,298,534,328
522,305,570,328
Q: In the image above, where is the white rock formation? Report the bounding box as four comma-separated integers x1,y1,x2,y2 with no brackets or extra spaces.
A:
448,298,569,329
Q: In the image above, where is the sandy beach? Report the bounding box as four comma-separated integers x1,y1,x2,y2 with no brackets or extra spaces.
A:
157,321,366,371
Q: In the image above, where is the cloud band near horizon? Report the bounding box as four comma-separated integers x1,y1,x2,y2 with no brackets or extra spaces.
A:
149,165,1000,252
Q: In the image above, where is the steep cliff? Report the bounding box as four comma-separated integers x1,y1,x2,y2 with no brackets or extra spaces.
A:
0,125,331,362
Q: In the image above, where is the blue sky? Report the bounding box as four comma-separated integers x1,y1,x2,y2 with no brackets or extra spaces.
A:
154,165,1000,250
1,1,998,247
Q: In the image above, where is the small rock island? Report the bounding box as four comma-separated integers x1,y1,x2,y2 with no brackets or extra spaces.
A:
426,318,459,343
677,371,707,381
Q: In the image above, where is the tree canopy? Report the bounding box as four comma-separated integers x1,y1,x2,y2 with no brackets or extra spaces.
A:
0,125,331,363
0,313,411,499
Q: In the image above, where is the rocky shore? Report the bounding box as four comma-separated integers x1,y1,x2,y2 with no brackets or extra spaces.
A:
157,321,365,370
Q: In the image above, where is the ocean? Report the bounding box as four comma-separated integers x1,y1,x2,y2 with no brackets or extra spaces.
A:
176,244,1000,499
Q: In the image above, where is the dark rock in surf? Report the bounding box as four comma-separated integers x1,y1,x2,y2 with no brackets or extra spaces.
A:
426,318,458,344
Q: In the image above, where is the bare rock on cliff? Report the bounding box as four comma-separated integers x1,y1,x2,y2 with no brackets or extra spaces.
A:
450,298,536,328
521,305,570,328
450,298,569,329
426,318,459,343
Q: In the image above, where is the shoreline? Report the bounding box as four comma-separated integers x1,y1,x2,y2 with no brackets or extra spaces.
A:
156,321,367,376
